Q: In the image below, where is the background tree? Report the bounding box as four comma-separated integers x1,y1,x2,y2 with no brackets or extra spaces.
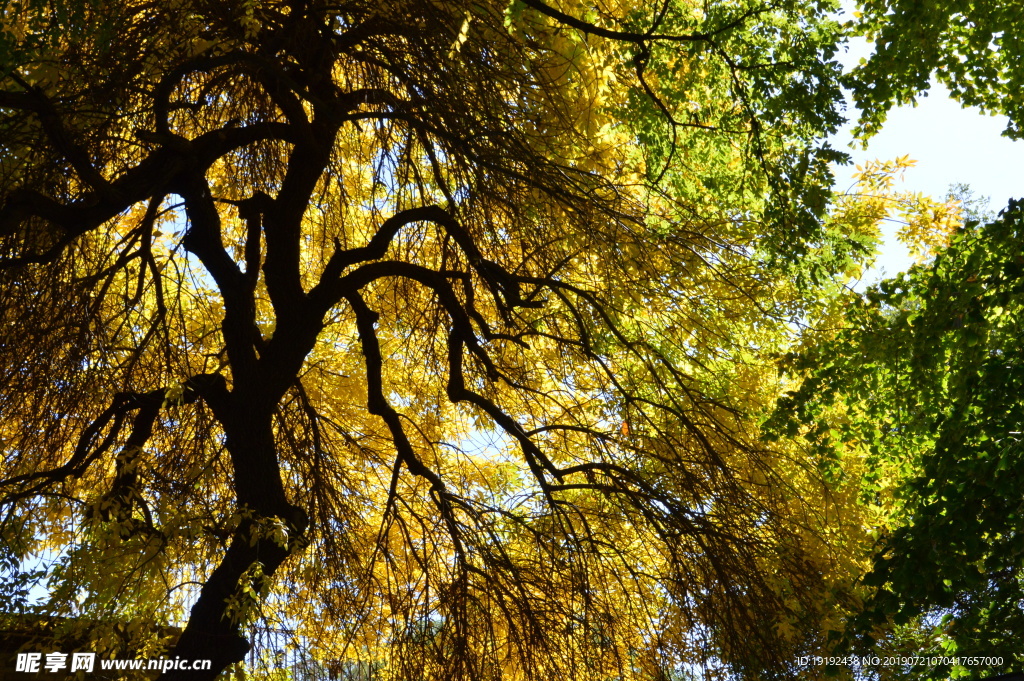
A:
1,0,858,678
772,193,1024,679
770,2,1024,676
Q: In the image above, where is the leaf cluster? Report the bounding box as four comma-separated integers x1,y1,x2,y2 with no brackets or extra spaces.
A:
844,0,1024,140
771,200,1024,679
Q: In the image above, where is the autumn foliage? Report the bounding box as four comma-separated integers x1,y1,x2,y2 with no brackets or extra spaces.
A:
1,0,1015,679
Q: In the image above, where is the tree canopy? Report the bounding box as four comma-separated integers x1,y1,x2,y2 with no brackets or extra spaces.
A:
0,0,866,679
767,2,1024,677
772,196,1024,680
3,0,1018,679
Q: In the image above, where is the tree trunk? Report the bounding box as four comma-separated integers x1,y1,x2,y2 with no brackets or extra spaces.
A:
159,400,308,680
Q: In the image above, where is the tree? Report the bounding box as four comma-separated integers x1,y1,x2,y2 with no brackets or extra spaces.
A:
778,2,1024,674
1,0,854,678
771,195,1024,678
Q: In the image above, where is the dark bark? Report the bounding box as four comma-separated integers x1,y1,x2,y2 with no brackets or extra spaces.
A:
156,41,341,679
160,396,309,680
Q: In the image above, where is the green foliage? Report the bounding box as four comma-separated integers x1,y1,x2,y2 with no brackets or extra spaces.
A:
845,0,1024,139
0,539,44,615
0,0,867,679
620,0,850,264
773,200,1024,678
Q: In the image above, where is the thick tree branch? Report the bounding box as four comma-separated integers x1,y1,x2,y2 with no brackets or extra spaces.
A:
0,122,297,259
309,205,532,318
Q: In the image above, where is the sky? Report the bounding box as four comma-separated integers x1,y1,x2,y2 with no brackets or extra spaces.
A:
830,30,1024,282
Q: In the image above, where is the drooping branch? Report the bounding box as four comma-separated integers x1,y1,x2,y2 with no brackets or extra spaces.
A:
309,205,534,319
328,254,568,490
345,290,445,491
1,77,113,198
515,0,767,44
0,374,229,504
